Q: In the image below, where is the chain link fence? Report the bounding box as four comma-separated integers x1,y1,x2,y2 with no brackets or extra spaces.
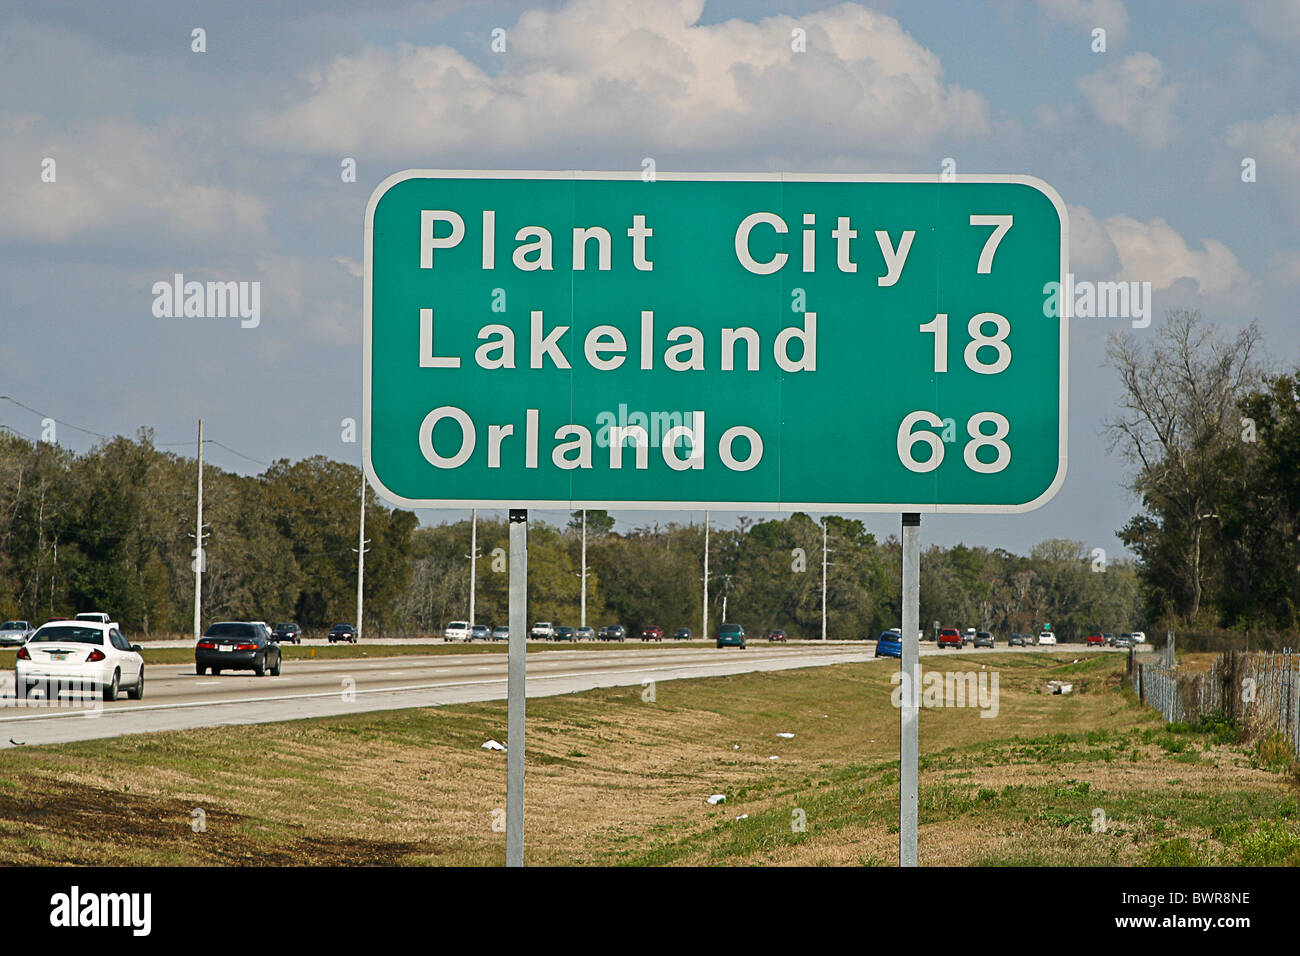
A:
1130,638,1300,750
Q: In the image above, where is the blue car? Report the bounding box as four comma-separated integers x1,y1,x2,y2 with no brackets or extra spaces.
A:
875,629,902,659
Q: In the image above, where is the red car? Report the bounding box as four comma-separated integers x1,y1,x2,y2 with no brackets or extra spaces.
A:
938,627,964,649
768,629,788,642
1086,633,1106,647
640,625,664,642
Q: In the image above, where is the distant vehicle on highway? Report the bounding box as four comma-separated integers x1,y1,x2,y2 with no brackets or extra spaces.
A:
1037,630,1057,646
196,621,282,676
554,625,577,641
74,612,111,625
639,624,664,642
1103,632,1117,646
18,620,145,701
715,623,746,648
599,624,626,641
1086,632,1106,647
470,624,492,641
576,625,596,640
938,627,964,649
964,628,977,644
1008,633,1028,646
1130,631,1147,644
273,622,302,644
0,620,33,647
674,627,692,640
491,625,509,641
1113,634,1134,649
530,622,554,639
444,621,470,641
973,630,995,648
767,628,788,642
328,623,358,644
875,629,902,659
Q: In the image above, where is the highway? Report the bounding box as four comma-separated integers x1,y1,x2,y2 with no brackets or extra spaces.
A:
0,643,1120,749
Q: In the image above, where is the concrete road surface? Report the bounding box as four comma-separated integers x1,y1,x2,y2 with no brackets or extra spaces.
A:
0,643,1093,749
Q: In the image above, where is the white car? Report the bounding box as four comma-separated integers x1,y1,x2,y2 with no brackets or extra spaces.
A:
1130,631,1147,644
74,611,111,625
17,620,144,701
1037,631,1057,646
0,620,33,647
530,622,554,639
443,620,471,641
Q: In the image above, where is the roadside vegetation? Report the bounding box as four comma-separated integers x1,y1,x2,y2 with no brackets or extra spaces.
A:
2,652,1295,866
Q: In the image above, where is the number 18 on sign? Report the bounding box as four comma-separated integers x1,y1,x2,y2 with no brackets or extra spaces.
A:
364,172,1067,511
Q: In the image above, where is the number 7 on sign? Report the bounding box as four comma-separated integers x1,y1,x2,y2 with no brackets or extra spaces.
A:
969,215,1013,274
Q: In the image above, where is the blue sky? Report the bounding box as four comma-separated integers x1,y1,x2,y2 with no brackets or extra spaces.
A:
2,0,1297,556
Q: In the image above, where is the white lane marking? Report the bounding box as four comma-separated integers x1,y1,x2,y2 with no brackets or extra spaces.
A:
195,681,220,686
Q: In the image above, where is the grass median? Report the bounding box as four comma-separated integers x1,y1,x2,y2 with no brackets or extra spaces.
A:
1,651,1296,866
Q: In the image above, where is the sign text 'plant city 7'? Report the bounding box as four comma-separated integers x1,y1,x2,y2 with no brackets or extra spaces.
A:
363,172,1067,513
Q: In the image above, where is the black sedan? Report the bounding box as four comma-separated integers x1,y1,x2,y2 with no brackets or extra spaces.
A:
272,622,302,644
196,621,282,676
329,623,358,644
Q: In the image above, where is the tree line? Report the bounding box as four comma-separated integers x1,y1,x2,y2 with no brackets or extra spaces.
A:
1107,309,1300,633
1,429,1144,639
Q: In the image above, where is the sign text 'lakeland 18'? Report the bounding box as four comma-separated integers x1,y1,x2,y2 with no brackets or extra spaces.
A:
363,171,1068,512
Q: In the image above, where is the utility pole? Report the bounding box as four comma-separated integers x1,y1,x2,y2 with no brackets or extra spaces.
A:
469,508,478,628
900,512,921,867
353,475,370,640
580,509,587,628
821,518,832,641
191,419,208,641
702,511,710,640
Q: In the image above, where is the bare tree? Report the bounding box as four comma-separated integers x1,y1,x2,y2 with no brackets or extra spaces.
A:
1105,309,1262,621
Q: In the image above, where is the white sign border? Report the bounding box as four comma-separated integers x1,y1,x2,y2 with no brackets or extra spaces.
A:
363,170,1068,515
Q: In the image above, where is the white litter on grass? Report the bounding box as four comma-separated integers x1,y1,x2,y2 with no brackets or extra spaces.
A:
735,814,749,820
707,794,727,805
777,732,795,738
481,740,507,751
769,755,780,760
733,744,740,750
1046,681,1074,695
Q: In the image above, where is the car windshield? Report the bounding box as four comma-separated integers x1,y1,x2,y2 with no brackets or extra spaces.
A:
205,622,256,638
276,623,296,630
30,625,103,644
1,621,25,630
720,625,742,634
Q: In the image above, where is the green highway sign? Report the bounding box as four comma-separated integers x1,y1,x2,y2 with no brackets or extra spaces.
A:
364,171,1067,512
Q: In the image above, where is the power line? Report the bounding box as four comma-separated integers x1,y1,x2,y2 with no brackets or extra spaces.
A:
0,395,268,466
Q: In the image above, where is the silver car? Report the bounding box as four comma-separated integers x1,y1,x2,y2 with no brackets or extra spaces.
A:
0,620,33,647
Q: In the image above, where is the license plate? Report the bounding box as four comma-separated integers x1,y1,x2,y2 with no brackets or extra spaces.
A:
219,645,233,652
50,652,68,660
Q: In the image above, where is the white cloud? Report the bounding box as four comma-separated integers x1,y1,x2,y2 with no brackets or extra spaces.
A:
256,0,990,165
1034,0,1129,46
1268,250,1300,287
1065,204,1119,277
0,111,267,244
1068,204,1249,296
1247,0,1300,45
1225,111,1300,220
1076,52,1176,149
1103,215,1248,295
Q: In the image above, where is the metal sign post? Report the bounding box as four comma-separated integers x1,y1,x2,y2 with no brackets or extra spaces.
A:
900,513,920,866
506,508,527,866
